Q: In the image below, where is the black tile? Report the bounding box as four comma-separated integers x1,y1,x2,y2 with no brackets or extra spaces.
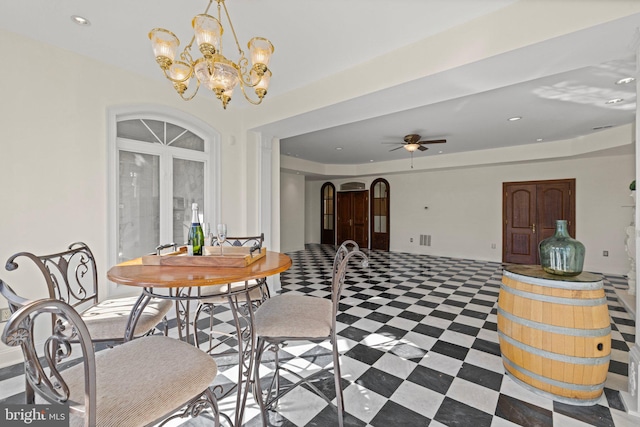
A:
429,310,457,321
366,311,394,324
495,393,553,427
448,322,481,337
434,397,493,427
307,405,366,427
344,343,385,365
357,301,382,310
370,400,430,427
472,338,501,357
398,310,426,322
407,364,454,394
604,387,626,412
338,326,370,342
390,342,428,362
412,323,444,338
442,298,467,308
430,340,469,361
457,363,503,391
460,308,488,319
553,402,615,427
336,312,361,325
388,300,411,309
355,367,404,398
609,359,628,376
376,325,408,340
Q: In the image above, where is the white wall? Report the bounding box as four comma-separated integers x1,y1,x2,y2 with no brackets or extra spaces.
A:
280,172,306,253
0,30,249,367
301,152,634,276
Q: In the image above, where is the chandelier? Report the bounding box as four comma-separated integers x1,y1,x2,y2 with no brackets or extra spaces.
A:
149,0,274,109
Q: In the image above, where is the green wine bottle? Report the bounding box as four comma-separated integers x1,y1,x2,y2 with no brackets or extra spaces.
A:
187,203,205,256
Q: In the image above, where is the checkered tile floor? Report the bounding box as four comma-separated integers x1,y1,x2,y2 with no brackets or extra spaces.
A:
1,244,638,427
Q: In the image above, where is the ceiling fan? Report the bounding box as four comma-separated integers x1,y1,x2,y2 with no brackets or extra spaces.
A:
383,134,447,168
383,134,447,152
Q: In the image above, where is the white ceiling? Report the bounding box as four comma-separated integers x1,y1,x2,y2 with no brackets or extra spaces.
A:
2,1,637,166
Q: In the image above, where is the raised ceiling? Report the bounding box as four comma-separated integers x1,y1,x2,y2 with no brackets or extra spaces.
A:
1,1,637,168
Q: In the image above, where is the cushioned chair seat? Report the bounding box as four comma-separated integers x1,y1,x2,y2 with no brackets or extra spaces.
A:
75,296,173,341
64,335,217,427
254,294,332,338
199,282,264,304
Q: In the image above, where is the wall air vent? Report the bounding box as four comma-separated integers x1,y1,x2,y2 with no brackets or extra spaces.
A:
420,234,431,246
340,182,366,191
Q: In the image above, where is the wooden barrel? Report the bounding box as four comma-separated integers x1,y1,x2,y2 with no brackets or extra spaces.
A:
498,265,611,405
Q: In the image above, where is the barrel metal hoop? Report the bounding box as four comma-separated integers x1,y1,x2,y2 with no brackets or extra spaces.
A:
497,308,611,337
498,332,611,365
502,355,606,392
503,270,603,290
500,283,607,306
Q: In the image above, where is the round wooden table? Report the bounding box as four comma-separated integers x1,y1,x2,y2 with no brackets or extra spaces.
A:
107,251,292,427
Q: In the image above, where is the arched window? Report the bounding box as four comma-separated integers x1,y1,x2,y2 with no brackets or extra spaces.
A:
370,178,390,251
321,182,336,244
107,107,220,271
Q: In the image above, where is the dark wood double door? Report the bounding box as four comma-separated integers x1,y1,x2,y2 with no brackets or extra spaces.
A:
337,191,369,248
503,179,575,264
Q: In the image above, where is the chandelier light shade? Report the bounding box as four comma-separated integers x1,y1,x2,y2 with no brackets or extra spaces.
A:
149,0,274,109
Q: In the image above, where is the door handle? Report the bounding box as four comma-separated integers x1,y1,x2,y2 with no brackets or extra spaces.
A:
531,223,536,234
349,219,353,226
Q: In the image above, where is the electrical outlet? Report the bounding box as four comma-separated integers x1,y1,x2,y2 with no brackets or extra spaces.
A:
603,250,609,257
410,238,413,242
491,243,496,249
1,308,12,322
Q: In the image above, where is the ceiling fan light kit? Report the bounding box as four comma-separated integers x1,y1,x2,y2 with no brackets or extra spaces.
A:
382,133,447,167
149,0,274,109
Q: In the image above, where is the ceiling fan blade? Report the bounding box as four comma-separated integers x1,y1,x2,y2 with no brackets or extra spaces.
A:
418,139,447,145
404,134,421,144
418,145,429,151
381,142,403,145
389,146,404,152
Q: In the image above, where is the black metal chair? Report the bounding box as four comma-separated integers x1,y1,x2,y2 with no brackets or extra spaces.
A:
192,233,268,352
0,279,225,427
4,242,172,344
252,241,368,427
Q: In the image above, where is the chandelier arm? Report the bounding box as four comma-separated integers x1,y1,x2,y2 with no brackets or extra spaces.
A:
177,79,201,101
237,81,264,105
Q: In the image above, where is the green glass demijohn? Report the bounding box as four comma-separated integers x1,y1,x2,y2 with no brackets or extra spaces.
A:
538,220,585,276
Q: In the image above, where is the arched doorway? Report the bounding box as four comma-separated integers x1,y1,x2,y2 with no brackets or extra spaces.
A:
370,178,390,251
320,182,336,244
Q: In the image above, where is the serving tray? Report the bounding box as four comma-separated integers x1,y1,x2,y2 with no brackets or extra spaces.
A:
141,246,266,267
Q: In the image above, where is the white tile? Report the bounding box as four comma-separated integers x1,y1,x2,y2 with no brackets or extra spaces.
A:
446,377,500,415
499,375,554,411
372,352,418,380
465,348,505,373
552,412,594,427
419,351,463,377
439,330,477,348
342,383,388,424
390,380,445,419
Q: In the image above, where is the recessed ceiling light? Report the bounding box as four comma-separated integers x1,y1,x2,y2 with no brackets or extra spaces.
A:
605,98,624,104
536,138,543,142
615,77,635,85
335,147,343,150
369,160,374,162
71,15,91,26
508,116,522,121
438,151,443,154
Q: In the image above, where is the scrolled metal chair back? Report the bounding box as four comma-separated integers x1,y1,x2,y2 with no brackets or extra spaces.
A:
331,243,369,318
0,284,97,425
5,242,98,309
211,233,264,256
